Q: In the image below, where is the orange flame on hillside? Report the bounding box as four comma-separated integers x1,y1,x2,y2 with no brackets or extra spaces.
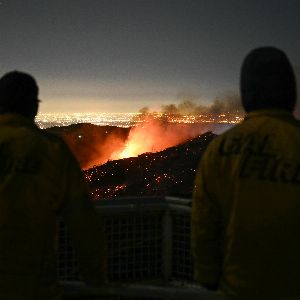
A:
110,116,206,160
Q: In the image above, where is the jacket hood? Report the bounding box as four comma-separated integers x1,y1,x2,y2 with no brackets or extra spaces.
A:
240,47,297,113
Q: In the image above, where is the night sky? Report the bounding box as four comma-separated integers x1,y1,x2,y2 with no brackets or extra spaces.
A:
1,0,299,113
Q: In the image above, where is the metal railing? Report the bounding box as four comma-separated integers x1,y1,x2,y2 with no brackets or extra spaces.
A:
58,197,217,299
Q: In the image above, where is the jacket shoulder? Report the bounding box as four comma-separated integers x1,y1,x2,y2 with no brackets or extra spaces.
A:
204,124,243,153
30,126,72,156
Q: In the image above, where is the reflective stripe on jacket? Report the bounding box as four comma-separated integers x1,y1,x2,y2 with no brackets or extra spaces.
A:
192,109,300,300
0,114,106,300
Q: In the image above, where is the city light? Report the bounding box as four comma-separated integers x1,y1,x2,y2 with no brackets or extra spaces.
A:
36,112,243,129
35,112,138,129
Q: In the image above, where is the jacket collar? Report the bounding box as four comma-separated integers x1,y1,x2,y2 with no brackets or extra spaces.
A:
245,109,295,121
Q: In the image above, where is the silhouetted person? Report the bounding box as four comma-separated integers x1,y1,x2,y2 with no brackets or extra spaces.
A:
0,71,106,300
192,47,299,300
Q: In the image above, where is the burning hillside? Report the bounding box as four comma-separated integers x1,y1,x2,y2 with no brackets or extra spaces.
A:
47,119,231,170
44,113,230,199
110,116,219,160
84,132,216,199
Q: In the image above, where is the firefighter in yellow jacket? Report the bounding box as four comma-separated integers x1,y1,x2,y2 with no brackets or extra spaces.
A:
192,47,300,300
0,71,106,299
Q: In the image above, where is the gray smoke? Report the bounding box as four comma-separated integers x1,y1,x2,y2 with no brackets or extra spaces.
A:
161,92,244,117
208,93,243,116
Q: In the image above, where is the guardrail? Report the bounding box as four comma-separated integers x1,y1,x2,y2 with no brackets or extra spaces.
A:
58,197,217,299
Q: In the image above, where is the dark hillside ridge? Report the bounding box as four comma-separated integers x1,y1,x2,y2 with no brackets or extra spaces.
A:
46,123,130,168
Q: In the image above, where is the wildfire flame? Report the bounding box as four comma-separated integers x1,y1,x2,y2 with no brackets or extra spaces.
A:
117,142,141,159
111,124,158,159
110,116,206,160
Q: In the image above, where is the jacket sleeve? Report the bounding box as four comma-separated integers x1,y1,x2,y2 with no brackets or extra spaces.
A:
191,144,222,288
60,144,107,285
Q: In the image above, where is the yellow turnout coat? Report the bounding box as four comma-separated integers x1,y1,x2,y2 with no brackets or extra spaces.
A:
0,114,106,300
192,109,300,300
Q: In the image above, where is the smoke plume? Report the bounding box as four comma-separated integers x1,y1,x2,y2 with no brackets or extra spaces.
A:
161,92,244,116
